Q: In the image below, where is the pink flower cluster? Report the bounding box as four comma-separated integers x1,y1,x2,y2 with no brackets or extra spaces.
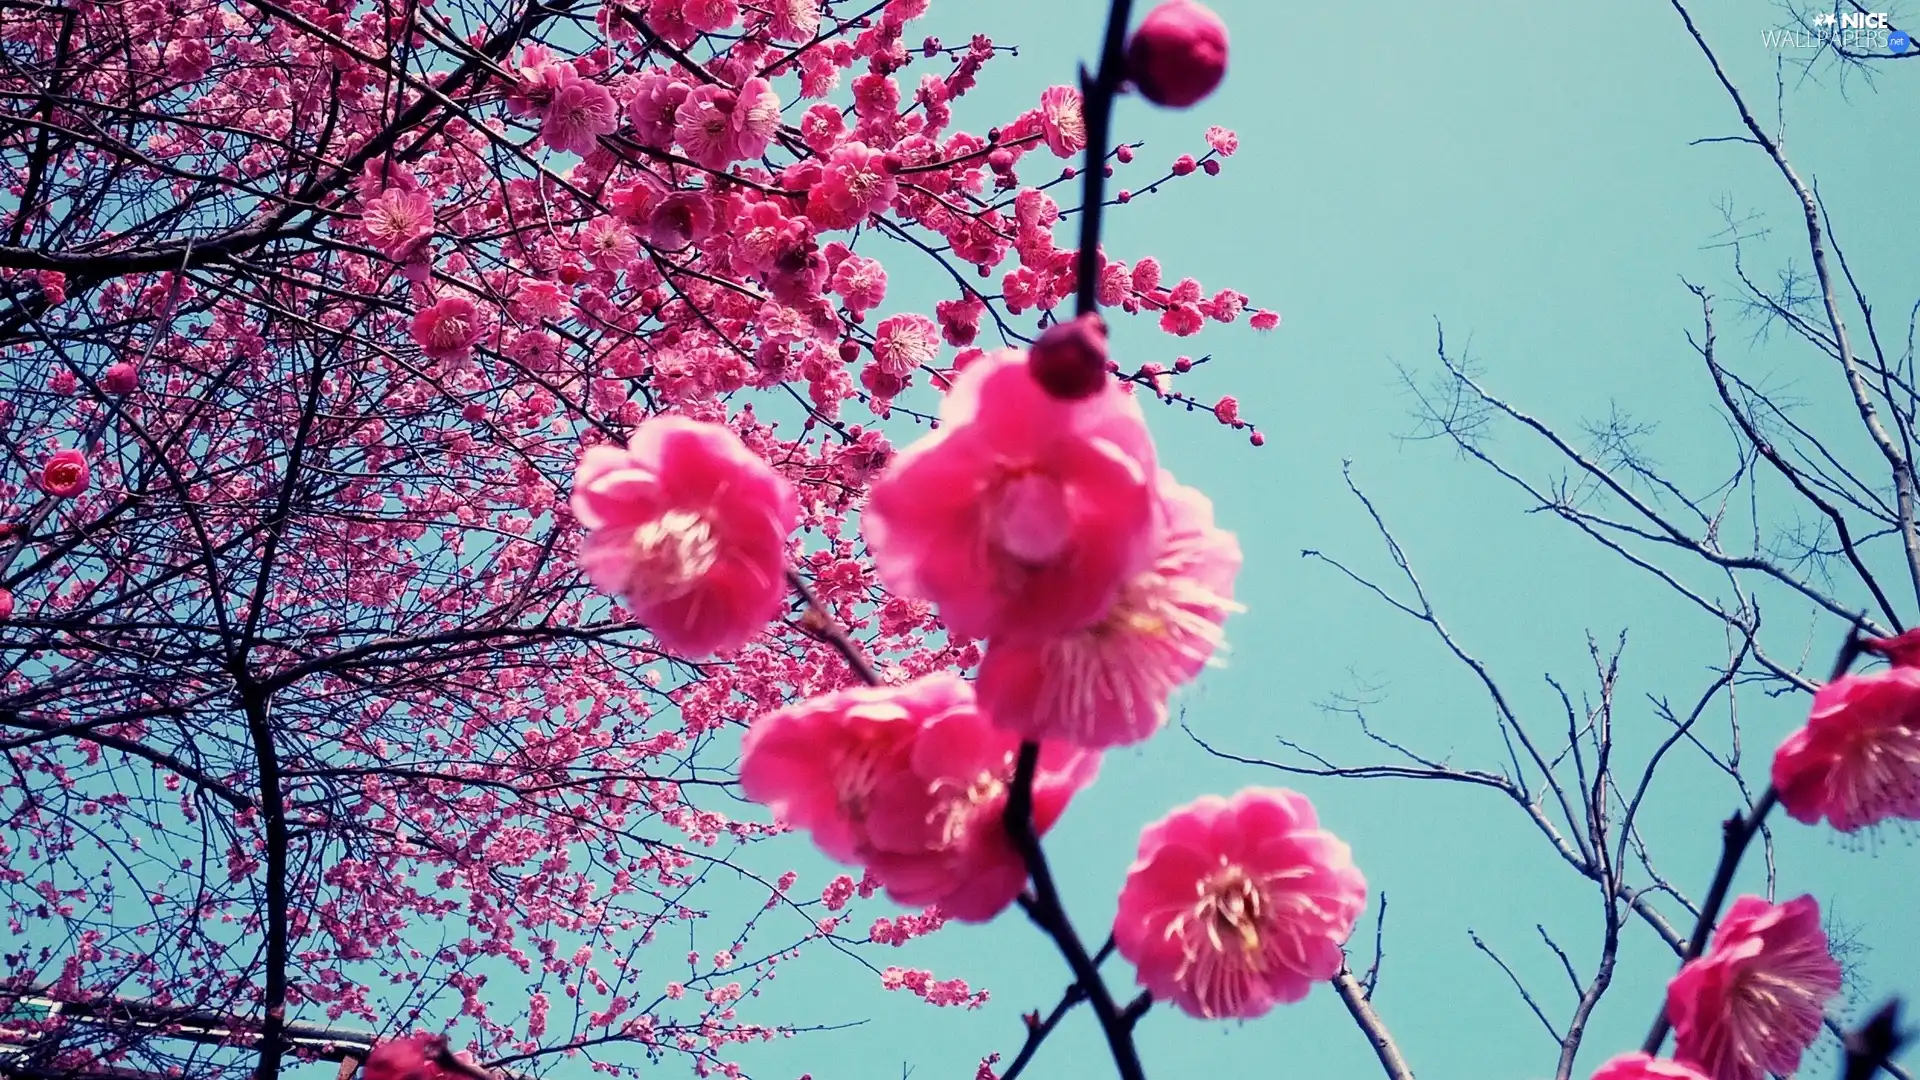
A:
866,346,1241,749
508,45,620,156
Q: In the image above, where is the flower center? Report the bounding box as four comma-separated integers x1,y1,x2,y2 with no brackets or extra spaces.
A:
1197,865,1266,957
627,508,719,604
929,765,1011,848
832,733,895,818
988,471,1072,566
429,315,471,349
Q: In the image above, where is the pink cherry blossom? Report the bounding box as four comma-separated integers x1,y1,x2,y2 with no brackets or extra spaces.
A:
863,349,1160,642
570,416,798,657
360,188,435,260
0,588,12,621
542,75,620,156
860,695,1097,921
728,77,783,162
579,218,639,269
1772,642,1920,832
871,313,939,376
408,296,485,366
739,678,928,864
766,0,822,41
831,255,888,314
1127,0,1230,109
741,673,1095,923
675,84,744,170
808,142,899,230
1591,1054,1712,1080
1114,787,1366,1019
682,0,739,32
628,71,691,148
40,449,90,498
1038,86,1087,159
1249,308,1282,331
647,191,716,251
1665,894,1842,1080
977,473,1240,748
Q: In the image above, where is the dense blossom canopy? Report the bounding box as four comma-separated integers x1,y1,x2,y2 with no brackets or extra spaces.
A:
0,0,1268,1075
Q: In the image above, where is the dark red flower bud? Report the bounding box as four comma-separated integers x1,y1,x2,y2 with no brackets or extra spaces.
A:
1127,1,1229,109
1027,314,1110,400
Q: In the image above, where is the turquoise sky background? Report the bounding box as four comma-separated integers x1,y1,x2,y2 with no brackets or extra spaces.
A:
711,1,1920,1079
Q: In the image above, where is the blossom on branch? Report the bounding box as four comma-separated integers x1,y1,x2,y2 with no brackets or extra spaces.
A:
570,416,798,657
408,297,486,367
863,350,1160,642
739,673,1096,921
1113,787,1365,1019
40,449,90,498
1773,631,1920,832
978,472,1240,748
1664,894,1841,1080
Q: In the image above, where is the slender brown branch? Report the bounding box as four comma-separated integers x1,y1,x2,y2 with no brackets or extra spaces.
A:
1005,743,1145,1080
1333,966,1414,1080
1640,786,1778,1055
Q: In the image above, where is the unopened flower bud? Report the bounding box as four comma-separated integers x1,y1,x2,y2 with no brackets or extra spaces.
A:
1028,314,1109,400
1127,0,1229,109
102,361,139,395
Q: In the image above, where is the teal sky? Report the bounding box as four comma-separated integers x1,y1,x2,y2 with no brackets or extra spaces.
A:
723,2,1920,1079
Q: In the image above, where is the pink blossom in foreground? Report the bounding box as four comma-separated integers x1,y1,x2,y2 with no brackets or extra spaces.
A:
362,1034,461,1080
1114,788,1365,1019
1038,85,1087,158
978,473,1239,748
40,449,90,497
863,349,1159,642
1666,894,1841,1080
570,416,797,657
740,673,1096,921
861,695,1097,921
1591,1054,1712,1080
1773,634,1920,832
739,678,930,863
1127,0,1230,109
409,297,485,366
0,589,13,621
